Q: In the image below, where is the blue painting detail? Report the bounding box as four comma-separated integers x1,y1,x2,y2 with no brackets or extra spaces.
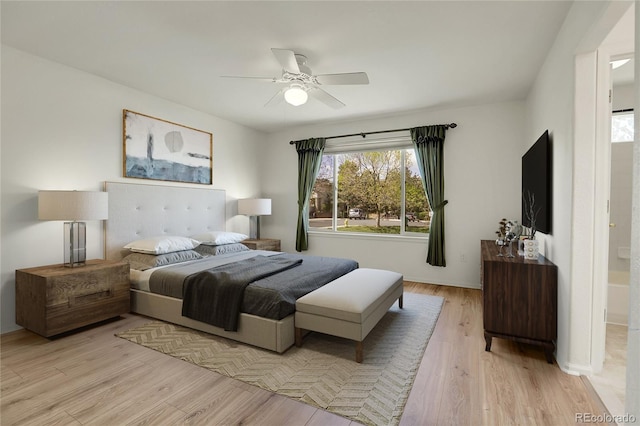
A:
125,156,211,184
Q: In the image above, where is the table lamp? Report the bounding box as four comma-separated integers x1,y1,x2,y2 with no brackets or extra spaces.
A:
237,198,271,239
38,190,108,267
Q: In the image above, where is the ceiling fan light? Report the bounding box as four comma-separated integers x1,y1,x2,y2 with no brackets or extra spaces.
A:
284,85,308,106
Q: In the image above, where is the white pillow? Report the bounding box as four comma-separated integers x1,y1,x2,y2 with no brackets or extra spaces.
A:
124,236,200,254
190,231,248,246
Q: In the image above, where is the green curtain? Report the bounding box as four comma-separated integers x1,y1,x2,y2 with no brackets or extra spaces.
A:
410,126,448,266
294,138,326,251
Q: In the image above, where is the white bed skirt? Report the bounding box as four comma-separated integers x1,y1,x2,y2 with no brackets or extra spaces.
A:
130,289,296,353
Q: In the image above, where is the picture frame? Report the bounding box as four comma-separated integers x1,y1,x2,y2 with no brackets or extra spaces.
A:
123,109,213,184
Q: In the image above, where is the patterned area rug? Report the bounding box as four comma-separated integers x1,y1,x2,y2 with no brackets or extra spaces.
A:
116,292,443,426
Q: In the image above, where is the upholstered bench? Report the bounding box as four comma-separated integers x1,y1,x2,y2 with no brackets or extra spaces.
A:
294,268,403,363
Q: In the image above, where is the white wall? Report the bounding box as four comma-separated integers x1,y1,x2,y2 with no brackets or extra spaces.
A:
609,142,634,272
0,46,264,333
525,1,634,374
610,84,635,272
259,101,524,288
613,82,636,108
626,2,639,418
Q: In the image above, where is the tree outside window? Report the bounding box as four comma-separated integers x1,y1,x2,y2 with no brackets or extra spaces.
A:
309,149,430,235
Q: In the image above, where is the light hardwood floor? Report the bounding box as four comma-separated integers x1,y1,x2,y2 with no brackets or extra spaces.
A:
587,323,628,420
1,283,608,425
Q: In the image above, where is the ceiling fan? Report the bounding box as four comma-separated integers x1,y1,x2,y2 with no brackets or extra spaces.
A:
222,48,369,109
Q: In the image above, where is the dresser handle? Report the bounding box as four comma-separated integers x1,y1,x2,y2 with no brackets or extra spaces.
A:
69,290,112,306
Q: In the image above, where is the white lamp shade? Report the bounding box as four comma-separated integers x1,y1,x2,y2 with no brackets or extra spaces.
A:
238,198,271,216
284,86,308,106
38,191,108,221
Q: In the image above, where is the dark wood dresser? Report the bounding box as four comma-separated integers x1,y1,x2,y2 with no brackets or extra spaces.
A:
480,240,557,363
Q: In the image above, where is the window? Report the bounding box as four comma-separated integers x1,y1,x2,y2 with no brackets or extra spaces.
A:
611,111,634,143
309,145,430,236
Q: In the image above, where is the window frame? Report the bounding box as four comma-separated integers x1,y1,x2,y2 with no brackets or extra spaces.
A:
309,140,430,239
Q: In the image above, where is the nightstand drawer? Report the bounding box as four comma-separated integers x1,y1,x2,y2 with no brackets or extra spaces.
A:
242,238,281,251
16,260,130,337
47,269,117,306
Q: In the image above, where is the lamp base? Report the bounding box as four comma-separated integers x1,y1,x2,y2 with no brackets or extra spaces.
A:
248,216,261,240
64,221,86,267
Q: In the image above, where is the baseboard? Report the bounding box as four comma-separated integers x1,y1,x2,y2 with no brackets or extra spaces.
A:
559,360,594,377
402,277,481,290
606,314,628,326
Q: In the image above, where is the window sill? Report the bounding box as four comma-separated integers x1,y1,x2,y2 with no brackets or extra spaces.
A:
308,230,428,244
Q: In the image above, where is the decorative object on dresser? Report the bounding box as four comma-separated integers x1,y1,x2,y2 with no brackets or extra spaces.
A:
494,218,521,258
523,238,540,260
522,190,541,259
15,259,130,337
480,240,557,363
122,109,213,185
237,198,272,239
241,238,281,251
38,190,108,267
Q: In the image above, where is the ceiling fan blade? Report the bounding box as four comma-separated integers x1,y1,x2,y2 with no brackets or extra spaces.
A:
308,87,345,109
220,75,278,82
271,48,300,74
315,72,369,85
264,88,286,107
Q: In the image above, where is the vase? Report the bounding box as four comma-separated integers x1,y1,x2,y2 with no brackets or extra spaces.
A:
523,239,539,260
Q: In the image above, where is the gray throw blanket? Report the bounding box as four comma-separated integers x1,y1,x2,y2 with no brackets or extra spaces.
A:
181,255,303,331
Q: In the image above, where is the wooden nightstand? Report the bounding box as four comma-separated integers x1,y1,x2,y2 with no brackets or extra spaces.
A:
241,238,281,251
15,259,130,337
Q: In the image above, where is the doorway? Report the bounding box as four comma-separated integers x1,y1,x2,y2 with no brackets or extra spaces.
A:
588,55,634,417
575,12,634,378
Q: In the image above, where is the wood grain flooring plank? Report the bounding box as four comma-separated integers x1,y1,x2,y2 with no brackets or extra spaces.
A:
1,369,72,424
1,355,147,424
125,401,188,426
7,408,82,426
163,373,234,413
180,385,258,425
399,341,448,425
65,356,184,423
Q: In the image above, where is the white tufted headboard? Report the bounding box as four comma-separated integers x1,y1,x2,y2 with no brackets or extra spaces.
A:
104,181,226,261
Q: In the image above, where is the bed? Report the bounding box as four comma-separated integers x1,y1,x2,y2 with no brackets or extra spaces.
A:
104,181,357,352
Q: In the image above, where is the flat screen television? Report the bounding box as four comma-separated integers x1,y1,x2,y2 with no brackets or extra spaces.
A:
522,130,552,234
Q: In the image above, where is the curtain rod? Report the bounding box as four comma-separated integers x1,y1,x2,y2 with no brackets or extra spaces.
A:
288,123,457,144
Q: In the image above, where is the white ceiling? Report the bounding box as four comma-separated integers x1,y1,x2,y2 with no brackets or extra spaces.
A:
1,1,574,133
607,5,636,87
612,59,635,87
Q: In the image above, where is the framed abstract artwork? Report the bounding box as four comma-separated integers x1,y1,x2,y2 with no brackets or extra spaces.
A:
123,110,213,184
